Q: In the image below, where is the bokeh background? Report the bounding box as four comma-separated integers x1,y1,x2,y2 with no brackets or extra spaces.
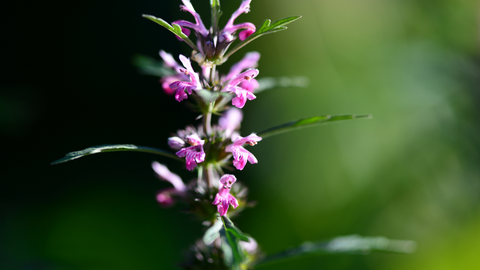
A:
2,0,480,269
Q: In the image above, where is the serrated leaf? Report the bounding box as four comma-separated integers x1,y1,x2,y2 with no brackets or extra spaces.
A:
257,114,372,139
203,218,223,245
219,216,250,269
255,235,416,266
255,76,309,94
142,14,198,51
51,144,180,165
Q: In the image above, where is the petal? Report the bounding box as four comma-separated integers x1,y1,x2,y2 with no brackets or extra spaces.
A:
228,194,239,209
152,162,186,191
213,193,222,205
219,174,237,187
225,52,260,81
239,29,255,41
247,152,258,164
233,133,262,146
168,136,185,150
218,108,243,137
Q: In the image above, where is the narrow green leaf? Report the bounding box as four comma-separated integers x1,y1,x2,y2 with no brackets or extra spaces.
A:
255,235,416,266
203,217,223,245
219,216,250,269
51,144,181,165
268,15,302,29
258,19,271,32
257,114,372,139
142,14,199,51
223,216,250,242
223,16,302,59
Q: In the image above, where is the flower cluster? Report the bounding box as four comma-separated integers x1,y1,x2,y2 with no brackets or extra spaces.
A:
143,1,268,222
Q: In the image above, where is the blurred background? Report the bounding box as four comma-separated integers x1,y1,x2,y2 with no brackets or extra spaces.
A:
2,0,480,269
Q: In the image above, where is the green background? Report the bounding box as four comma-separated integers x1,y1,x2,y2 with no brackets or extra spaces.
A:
2,0,480,269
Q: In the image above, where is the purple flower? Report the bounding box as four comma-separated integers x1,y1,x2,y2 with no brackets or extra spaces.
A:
152,161,186,207
225,133,262,170
176,133,205,171
223,69,259,108
218,108,243,138
169,54,202,102
221,0,256,41
213,174,239,216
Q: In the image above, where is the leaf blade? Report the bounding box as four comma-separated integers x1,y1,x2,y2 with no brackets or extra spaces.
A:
219,216,250,269
51,144,181,165
254,235,416,266
257,114,372,139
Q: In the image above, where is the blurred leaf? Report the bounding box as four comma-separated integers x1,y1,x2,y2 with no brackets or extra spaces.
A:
196,90,231,103
203,217,223,245
255,235,417,266
224,16,302,58
257,114,372,139
220,216,250,269
132,54,174,77
142,15,199,51
255,76,309,94
51,144,180,165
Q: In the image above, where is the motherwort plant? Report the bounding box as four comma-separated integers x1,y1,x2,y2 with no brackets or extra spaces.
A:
53,1,415,269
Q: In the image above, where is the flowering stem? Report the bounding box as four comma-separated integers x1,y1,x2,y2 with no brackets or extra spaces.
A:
206,164,215,189
203,109,212,136
209,65,216,85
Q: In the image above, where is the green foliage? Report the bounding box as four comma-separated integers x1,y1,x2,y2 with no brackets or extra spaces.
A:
203,216,251,270
51,144,180,165
258,114,373,139
255,235,416,266
142,15,199,51
220,216,251,269
224,16,302,59
132,54,174,77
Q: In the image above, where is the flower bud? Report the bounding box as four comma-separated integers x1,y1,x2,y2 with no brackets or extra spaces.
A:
168,137,185,150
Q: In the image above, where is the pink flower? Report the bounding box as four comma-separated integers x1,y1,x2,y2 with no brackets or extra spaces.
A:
221,0,256,41
169,54,202,102
213,174,239,216
171,0,209,37
218,108,243,138
175,133,205,171
225,133,262,170
223,69,259,108
152,161,187,207
224,52,260,81
159,50,189,95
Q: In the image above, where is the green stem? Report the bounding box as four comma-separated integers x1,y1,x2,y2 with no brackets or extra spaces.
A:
206,164,215,189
